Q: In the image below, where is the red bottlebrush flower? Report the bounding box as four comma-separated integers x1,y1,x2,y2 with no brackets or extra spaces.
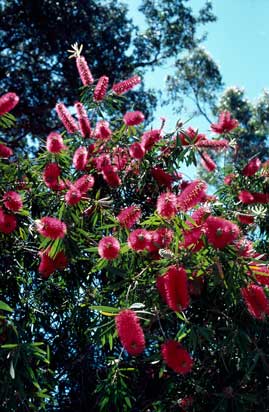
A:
74,102,91,138
3,191,23,212
241,284,269,320
123,111,145,126
65,187,83,206
161,265,190,312
112,147,129,171
128,229,152,251
76,56,94,86
141,129,162,152
252,192,269,204
157,192,177,219
117,205,141,229
129,142,145,160
98,236,120,260
224,173,236,185
177,180,207,212
161,340,193,374
36,217,67,239
43,162,61,184
112,75,141,95
93,75,109,102
211,111,239,134
0,92,19,115
38,249,68,279
55,103,79,134
46,132,67,153
237,214,254,224
238,190,254,204
181,226,205,252
195,138,229,151
190,207,210,226
249,264,269,286
94,120,112,140
179,127,206,145
115,309,145,355
94,154,111,171
200,152,217,172
73,147,89,171
0,143,13,158
73,174,94,194
0,213,17,234
242,157,261,177
156,275,166,301
102,165,121,187
205,216,240,249
149,227,174,251
179,396,194,409
151,167,173,189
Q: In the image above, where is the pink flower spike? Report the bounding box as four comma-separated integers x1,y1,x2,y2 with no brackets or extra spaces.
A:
36,217,67,240
123,111,145,126
98,236,120,260
112,75,141,95
115,309,145,356
242,157,261,177
0,92,19,115
76,56,94,86
74,102,91,138
93,76,109,102
55,103,79,134
211,111,239,134
177,180,207,212
161,340,193,374
200,152,217,172
157,192,177,219
0,143,13,158
129,142,145,160
117,206,141,229
128,229,151,251
94,120,112,140
3,191,23,212
73,147,89,171
46,132,67,153
241,284,269,320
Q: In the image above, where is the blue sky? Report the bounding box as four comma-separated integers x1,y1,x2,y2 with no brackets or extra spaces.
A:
127,0,269,133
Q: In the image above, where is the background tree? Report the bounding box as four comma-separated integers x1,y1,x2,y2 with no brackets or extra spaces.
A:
0,0,217,152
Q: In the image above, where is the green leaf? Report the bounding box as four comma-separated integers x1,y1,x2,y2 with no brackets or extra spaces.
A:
89,305,119,314
0,300,13,312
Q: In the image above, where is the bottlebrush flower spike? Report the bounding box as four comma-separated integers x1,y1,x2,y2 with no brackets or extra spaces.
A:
46,132,67,153
161,340,193,374
36,217,67,239
112,75,141,95
73,147,89,171
177,180,207,212
242,157,261,177
211,111,239,134
0,92,19,115
161,265,190,312
0,212,17,234
117,205,141,229
195,138,229,150
128,229,152,251
38,249,68,279
123,111,145,126
74,102,91,138
112,147,129,171
141,129,162,152
151,167,173,189
98,236,120,260
149,227,174,251
102,165,121,187
241,284,269,320
73,174,94,194
115,309,145,356
94,120,112,140
157,192,177,219
55,103,79,134
129,142,145,160
43,162,61,190
0,143,13,158
3,191,23,212
179,127,206,145
238,190,255,204
200,152,217,172
65,187,83,206
76,56,94,86
93,76,109,102
205,216,240,249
